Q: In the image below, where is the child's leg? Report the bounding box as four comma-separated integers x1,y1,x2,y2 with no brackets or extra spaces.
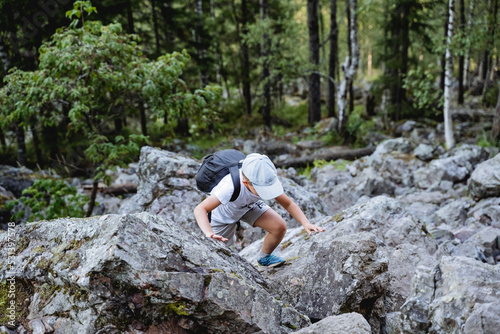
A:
253,209,287,254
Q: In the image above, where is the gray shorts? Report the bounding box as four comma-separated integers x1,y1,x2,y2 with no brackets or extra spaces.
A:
210,200,270,246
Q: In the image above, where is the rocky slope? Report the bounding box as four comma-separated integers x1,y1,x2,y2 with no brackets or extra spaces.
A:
2,133,500,333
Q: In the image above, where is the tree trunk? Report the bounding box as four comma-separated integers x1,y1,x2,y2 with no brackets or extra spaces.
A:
482,0,498,97
400,4,409,104
464,0,475,87
0,128,6,148
210,0,222,86
260,0,271,128
15,123,27,166
139,102,148,137
126,0,135,34
86,179,98,217
491,81,500,142
327,0,338,118
30,123,43,166
440,6,450,92
346,1,354,114
307,0,321,126
337,0,359,134
458,0,465,104
152,0,160,55
444,0,456,150
195,0,209,87
241,0,252,115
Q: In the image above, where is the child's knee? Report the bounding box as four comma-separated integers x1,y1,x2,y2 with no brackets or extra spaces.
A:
276,219,287,235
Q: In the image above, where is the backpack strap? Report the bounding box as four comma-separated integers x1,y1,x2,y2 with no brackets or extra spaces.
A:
229,164,241,202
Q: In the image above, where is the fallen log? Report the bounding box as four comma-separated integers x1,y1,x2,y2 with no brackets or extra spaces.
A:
275,146,375,169
82,182,137,196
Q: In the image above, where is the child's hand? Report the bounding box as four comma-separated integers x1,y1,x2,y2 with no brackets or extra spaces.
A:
207,233,228,242
303,223,325,235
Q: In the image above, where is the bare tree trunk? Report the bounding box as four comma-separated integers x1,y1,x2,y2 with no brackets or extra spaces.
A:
440,7,450,92
139,101,148,137
241,0,252,115
327,0,338,118
0,128,6,149
30,123,43,166
152,0,160,55
491,81,500,142
458,0,465,104
346,1,354,114
444,0,456,150
482,0,498,97
337,0,359,133
86,180,98,217
126,0,135,34
260,0,271,128
15,123,27,166
464,0,474,87
195,0,209,87
307,0,321,125
210,0,222,86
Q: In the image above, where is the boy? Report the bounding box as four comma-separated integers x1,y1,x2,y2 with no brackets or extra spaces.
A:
194,153,324,266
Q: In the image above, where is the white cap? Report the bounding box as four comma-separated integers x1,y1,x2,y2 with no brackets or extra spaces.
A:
241,153,284,200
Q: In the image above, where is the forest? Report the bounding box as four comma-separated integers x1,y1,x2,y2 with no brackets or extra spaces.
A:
0,0,499,219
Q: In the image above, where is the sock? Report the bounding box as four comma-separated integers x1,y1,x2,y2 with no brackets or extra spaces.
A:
258,250,271,259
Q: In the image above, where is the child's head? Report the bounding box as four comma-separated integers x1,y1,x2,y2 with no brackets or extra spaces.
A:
241,153,283,200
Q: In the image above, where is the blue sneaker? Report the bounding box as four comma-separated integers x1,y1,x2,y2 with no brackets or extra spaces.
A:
257,253,286,267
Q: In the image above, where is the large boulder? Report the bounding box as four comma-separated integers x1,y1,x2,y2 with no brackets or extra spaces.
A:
240,196,439,332
468,153,500,200
0,213,310,333
292,313,371,334
386,256,500,333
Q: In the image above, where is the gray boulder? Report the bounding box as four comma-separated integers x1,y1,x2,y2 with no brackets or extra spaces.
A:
468,153,500,200
388,256,500,333
118,146,204,233
0,213,310,333
292,313,371,334
240,196,439,332
467,197,500,228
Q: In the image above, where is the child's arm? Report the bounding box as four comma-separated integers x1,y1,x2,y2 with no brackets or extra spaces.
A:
193,195,228,242
275,193,325,235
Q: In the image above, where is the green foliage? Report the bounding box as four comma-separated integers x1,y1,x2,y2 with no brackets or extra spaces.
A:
299,159,350,179
345,105,375,147
0,0,221,179
483,86,499,108
6,179,88,222
403,63,443,117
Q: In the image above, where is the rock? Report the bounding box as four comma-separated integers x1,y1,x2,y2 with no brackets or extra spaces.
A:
315,117,338,136
118,146,206,233
430,144,489,183
240,196,439,332
452,227,500,264
467,197,500,228
391,256,500,333
433,199,470,228
0,213,310,333
468,153,500,200
463,302,500,333
413,143,444,161
292,313,371,334
367,138,414,167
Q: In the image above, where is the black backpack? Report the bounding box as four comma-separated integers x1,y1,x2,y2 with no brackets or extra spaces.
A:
195,149,246,202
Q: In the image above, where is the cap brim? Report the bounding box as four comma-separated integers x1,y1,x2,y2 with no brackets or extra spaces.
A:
253,178,284,200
